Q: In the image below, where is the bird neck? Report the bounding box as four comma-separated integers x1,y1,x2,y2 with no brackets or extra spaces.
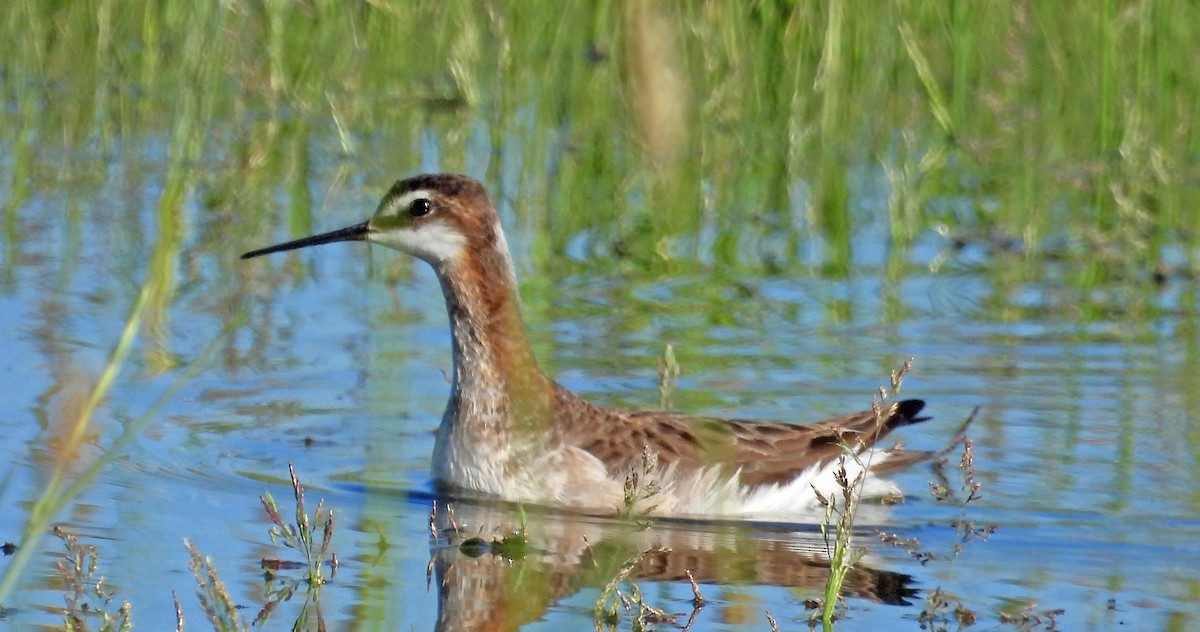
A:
435,244,553,436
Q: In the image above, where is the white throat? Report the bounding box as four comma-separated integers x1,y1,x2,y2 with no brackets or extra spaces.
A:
370,221,466,264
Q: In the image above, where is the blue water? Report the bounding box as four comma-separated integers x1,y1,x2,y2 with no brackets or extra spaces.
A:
0,138,1197,631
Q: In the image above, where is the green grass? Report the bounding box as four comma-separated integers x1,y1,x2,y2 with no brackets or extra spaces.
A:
1,0,1196,627
2,5,1192,402
0,289,238,609
2,1,1196,287
184,540,247,632
814,361,912,627
55,466,338,632
53,526,132,632
260,464,337,588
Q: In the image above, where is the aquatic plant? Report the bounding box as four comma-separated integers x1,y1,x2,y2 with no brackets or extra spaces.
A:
259,463,337,587
54,526,132,632
814,360,912,626
184,539,247,632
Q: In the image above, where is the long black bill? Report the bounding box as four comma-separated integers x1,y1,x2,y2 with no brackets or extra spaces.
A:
241,221,371,259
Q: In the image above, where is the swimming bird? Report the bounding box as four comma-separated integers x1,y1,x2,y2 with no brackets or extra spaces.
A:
242,173,934,518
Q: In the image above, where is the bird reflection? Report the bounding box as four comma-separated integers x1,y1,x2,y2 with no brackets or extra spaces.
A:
428,497,917,631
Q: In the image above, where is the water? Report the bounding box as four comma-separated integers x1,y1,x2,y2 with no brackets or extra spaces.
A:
3,4,1200,629
1,145,1197,631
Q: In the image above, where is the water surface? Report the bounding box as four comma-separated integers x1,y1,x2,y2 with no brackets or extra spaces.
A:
2,3,1199,631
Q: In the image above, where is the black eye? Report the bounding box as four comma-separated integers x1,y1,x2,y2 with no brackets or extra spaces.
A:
410,198,433,217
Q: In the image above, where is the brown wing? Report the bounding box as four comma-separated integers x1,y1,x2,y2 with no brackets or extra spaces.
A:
554,383,930,489
715,400,929,487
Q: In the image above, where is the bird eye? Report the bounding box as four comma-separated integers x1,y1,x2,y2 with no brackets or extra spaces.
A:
410,198,433,217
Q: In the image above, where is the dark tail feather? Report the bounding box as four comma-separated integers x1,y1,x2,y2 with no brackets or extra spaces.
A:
889,399,929,428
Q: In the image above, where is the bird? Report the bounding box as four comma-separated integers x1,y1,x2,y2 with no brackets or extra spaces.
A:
242,173,937,519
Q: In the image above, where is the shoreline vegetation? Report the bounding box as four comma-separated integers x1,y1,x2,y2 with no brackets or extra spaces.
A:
3,1,1195,293
2,1,1196,629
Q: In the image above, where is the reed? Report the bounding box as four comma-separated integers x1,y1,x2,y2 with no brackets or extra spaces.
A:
184,540,247,632
814,361,911,627
3,1,1195,282
260,464,337,588
0,300,238,607
1,1,1196,627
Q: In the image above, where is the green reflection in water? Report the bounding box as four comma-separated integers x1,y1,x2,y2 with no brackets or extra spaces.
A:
1,0,1199,629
